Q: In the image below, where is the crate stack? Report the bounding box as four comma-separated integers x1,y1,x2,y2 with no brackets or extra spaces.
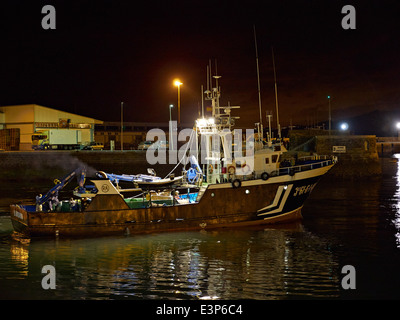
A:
0,128,20,151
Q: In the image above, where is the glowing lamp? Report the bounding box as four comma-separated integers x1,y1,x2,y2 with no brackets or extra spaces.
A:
173,79,183,87
197,118,207,126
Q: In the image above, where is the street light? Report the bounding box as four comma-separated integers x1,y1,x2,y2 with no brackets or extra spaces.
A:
340,122,349,131
121,101,124,151
396,122,400,140
327,95,331,135
173,79,183,125
169,104,174,150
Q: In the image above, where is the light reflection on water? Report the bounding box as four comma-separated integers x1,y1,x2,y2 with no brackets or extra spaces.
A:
0,225,340,300
392,154,400,248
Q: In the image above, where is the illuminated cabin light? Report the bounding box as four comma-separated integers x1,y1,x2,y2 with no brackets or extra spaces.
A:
245,189,250,194
197,118,207,126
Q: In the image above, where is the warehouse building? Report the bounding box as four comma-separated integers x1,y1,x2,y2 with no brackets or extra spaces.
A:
0,104,103,150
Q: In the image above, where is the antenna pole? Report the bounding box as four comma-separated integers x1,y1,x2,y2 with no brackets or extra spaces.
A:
121,101,124,151
201,85,204,117
253,25,263,141
206,65,210,92
209,59,212,91
272,46,281,140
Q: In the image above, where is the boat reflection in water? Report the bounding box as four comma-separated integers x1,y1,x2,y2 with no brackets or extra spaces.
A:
4,223,340,299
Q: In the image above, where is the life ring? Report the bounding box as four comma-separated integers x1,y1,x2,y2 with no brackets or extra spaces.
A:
54,179,61,185
208,164,213,174
232,179,241,188
261,172,269,181
241,164,251,175
227,165,236,174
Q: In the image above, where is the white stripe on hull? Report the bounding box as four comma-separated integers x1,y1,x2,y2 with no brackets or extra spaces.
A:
257,184,293,216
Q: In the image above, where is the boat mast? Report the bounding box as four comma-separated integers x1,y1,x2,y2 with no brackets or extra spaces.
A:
266,111,272,147
271,46,282,140
212,59,221,119
198,59,241,184
253,25,263,143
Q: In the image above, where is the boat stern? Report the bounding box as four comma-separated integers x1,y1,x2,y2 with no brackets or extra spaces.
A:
10,204,30,235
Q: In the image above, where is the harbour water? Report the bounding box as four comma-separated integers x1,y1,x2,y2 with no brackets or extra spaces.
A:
1,156,400,300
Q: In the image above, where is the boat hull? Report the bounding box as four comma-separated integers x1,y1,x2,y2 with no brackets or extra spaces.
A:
10,164,332,238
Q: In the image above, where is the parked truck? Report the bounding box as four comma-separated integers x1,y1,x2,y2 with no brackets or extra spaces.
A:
32,129,83,150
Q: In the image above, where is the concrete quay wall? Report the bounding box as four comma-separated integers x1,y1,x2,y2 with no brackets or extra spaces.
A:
0,133,383,182
288,131,382,179
0,151,177,182
315,135,381,179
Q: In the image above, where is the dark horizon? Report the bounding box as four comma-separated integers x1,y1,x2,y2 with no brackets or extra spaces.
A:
1,1,399,130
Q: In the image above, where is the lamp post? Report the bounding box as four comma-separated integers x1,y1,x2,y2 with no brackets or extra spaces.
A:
169,104,174,150
173,79,182,125
396,122,400,141
327,95,331,135
121,101,124,151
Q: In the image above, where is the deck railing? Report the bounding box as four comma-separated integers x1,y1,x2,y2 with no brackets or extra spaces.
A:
275,155,337,177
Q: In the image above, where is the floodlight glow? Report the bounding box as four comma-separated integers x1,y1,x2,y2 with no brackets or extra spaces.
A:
340,122,349,131
173,79,183,87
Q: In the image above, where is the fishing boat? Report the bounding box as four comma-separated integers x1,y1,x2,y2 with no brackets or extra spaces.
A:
9,66,337,238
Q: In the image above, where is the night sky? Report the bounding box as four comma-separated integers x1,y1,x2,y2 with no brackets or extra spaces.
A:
1,1,399,130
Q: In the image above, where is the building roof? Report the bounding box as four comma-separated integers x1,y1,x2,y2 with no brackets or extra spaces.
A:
0,104,103,124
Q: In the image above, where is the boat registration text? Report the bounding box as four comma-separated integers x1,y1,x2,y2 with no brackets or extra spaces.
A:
293,183,317,197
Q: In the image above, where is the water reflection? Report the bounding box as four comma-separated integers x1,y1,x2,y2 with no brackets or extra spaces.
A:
392,154,400,247
1,224,340,300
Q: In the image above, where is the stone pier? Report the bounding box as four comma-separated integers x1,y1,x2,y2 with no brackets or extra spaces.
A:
289,130,381,179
